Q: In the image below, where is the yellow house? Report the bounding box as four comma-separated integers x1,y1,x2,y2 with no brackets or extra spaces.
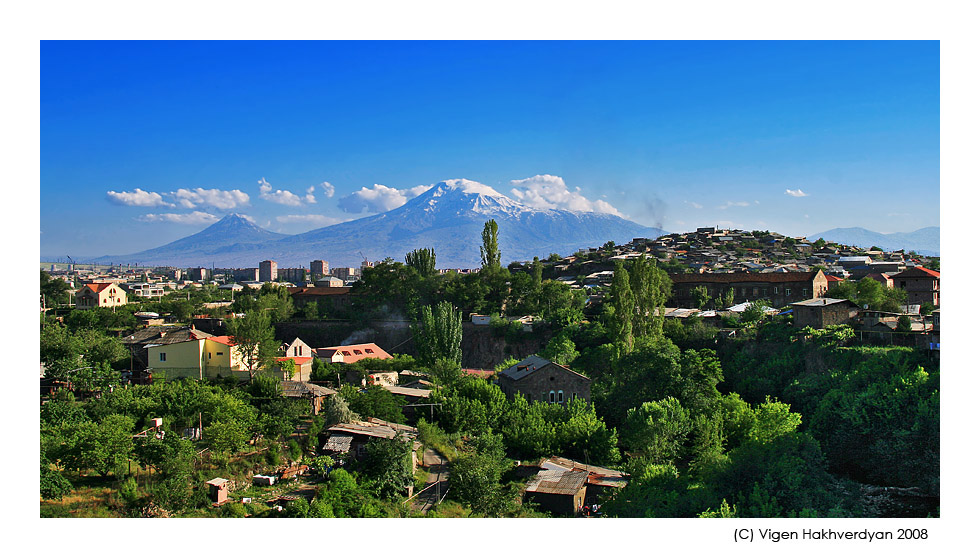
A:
76,283,128,309
146,333,251,380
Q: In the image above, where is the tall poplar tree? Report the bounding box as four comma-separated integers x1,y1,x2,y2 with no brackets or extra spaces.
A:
610,261,635,353
413,301,463,367
405,247,437,278
480,219,501,271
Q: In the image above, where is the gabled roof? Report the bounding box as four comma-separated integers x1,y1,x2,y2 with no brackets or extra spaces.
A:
892,266,940,279
81,282,117,293
498,355,589,382
281,380,336,398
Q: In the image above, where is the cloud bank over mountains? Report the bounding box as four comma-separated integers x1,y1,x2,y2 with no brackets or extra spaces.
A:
104,174,630,231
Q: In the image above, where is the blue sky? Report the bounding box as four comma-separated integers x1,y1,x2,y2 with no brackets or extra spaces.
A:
40,40,938,258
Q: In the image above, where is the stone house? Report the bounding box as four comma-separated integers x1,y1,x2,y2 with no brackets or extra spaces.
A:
791,298,857,329
668,270,829,308
890,266,940,307
497,355,591,405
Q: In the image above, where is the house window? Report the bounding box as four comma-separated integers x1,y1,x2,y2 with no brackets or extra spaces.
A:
785,288,791,296
217,352,223,356
208,352,212,360
803,288,809,297
160,353,166,362
557,390,564,403
354,349,363,355
774,286,779,294
365,348,374,353
549,390,556,403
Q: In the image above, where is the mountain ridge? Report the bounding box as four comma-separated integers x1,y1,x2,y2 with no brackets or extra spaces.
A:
807,226,939,256
85,180,668,268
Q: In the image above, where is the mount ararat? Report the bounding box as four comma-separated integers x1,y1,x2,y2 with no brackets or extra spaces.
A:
88,179,669,269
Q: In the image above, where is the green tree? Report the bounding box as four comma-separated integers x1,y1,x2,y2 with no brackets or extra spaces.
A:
628,255,672,338
623,397,692,464
539,335,579,365
480,219,502,271
40,270,71,307
58,414,135,476
608,261,635,353
359,437,414,499
227,311,279,381
405,247,437,278
692,286,711,309
413,301,463,367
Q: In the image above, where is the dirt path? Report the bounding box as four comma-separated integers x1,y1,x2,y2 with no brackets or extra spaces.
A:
413,448,449,514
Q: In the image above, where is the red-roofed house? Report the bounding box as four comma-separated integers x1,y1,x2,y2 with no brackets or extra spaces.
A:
891,266,940,307
75,282,127,309
314,343,392,364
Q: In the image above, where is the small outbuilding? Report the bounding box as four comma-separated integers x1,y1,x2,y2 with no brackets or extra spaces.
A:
206,478,230,504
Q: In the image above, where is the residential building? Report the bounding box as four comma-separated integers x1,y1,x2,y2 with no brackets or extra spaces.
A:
791,298,857,329
314,276,344,287
259,260,278,282
187,268,209,281
278,267,307,283
145,332,251,380
310,260,329,279
315,342,392,364
124,282,165,298
497,355,591,405
891,266,940,307
668,270,829,308
286,286,352,311
75,282,128,309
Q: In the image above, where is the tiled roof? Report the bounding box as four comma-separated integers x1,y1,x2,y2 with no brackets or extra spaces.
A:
282,381,336,398
207,335,237,346
315,343,391,362
83,282,116,293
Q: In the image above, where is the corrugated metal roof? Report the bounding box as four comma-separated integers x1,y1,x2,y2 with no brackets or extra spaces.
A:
526,469,587,495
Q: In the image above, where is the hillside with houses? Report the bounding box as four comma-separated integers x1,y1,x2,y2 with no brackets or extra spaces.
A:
39,221,939,518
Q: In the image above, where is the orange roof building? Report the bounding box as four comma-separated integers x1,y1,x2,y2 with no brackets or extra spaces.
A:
314,343,392,364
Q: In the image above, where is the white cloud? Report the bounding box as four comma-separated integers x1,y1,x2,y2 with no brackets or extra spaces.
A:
685,201,703,209
338,183,429,213
275,214,351,227
258,177,306,206
172,187,250,210
508,174,622,216
319,182,335,198
785,189,809,197
106,188,172,207
137,211,219,225
718,201,751,210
